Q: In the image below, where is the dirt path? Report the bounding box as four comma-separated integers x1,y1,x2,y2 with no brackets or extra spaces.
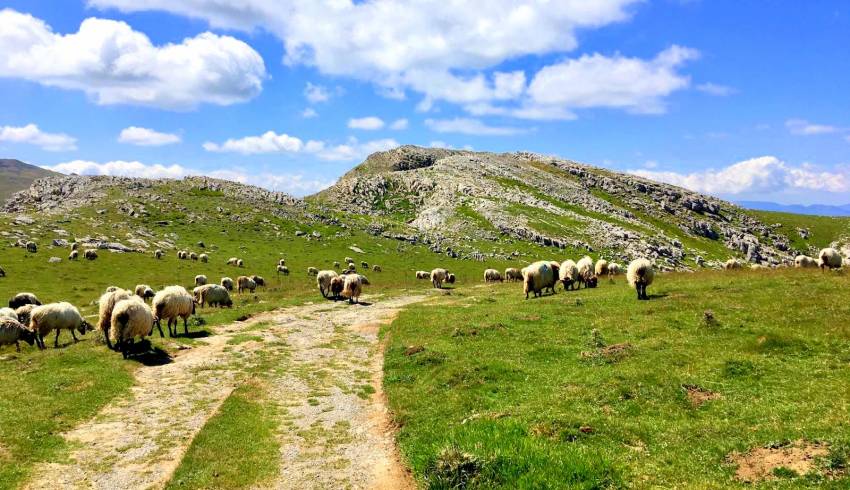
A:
24,294,422,490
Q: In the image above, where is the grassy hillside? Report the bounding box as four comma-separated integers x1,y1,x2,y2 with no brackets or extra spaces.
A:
747,209,850,252
384,269,850,488
0,159,58,202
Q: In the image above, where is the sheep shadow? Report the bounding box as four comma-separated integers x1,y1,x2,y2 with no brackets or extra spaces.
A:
124,340,173,366
647,293,669,300
352,301,374,307
180,329,212,339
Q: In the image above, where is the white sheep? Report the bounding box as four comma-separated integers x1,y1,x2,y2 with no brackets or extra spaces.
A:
415,270,430,280
227,257,239,266
559,260,579,290
26,241,37,253
277,265,289,276
0,317,36,352
71,242,79,251
97,289,131,350
576,256,597,288
723,259,742,270
189,252,198,261
317,270,338,298
278,259,286,266
307,267,319,276
14,304,35,327
237,275,256,293
333,261,341,269
594,259,609,277
134,284,155,301
9,292,41,309
69,250,79,260
484,269,503,283
0,307,17,321
84,249,98,260
198,284,232,308
152,286,195,337
504,268,522,282
345,257,354,264
329,276,345,300
523,261,555,299
110,297,154,358
105,286,120,293
195,274,208,287
818,248,842,270
236,259,244,268
794,255,818,268
251,275,265,287
221,277,234,291
177,250,188,260
447,273,456,284
199,253,209,263
342,274,363,304
431,268,449,289
627,258,655,301
372,265,382,272
607,262,621,278
154,249,164,259
547,261,560,294
29,302,91,349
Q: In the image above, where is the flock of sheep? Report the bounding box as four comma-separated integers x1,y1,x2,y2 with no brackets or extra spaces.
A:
313,257,379,303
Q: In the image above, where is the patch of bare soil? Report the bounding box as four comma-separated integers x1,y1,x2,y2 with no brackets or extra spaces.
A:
728,440,830,483
581,342,633,362
682,384,722,407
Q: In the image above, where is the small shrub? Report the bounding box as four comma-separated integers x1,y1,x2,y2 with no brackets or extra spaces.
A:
702,310,718,328
426,445,485,489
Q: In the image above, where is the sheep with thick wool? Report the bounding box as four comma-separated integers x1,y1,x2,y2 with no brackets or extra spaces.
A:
277,265,289,276
559,260,580,290
278,259,286,266
154,249,164,259
329,276,345,300
14,304,35,327
135,284,155,301
237,276,257,294
29,302,91,349
251,275,265,287
307,267,319,276
199,253,208,263
227,257,239,266
576,256,597,288
627,258,655,301
0,317,35,352
484,269,503,283
607,262,621,278
818,248,842,270
198,284,232,308
415,271,429,280
317,270,338,298
523,261,555,299
0,307,17,321
9,292,40,309
504,268,522,282
98,289,131,350
194,275,208,287
342,274,363,304
431,268,449,289
69,250,79,260
794,255,817,268
152,286,195,337
723,259,742,270
110,297,154,358
594,259,609,277
84,249,98,260
221,277,234,291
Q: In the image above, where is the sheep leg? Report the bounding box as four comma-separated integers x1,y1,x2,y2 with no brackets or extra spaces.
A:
154,319,165,338
15,341,20,353
54,329,61,348
104,335,114,350
183,317,189,336
36,334,44,350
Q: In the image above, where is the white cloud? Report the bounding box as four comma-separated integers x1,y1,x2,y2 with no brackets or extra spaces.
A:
304,82,330,103
41,159,333,196
785,118,841,136
0,123,77,151
301,108,318,118
348,116,385,130
0,9,265,110
696,82,736,96
425,117,528,136
118,126,180,146
630,156,850,195
203,131,398,161
389,118,409,130
89,0,642,111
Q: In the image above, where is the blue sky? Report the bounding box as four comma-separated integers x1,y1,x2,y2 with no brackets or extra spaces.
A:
0,1,848,203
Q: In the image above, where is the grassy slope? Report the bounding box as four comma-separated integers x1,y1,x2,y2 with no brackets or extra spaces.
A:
0,159,59,203
384,269,850,488
747,210,850,251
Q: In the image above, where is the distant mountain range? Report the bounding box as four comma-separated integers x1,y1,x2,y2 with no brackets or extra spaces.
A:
738,200,850,217
0,159,59,203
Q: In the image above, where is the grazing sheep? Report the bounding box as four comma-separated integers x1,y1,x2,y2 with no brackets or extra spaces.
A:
84,249,98,260
177,250,188,260
818,248,842,270
317,270,338,298
594,259,609,277
576,256,597,288
14,304,35,326
221,277,234,291
195,275,208,287
69,250,79,260
484,269,503,283
26,241,37,253
71,242,79,251
358,274,371,285
0,318,35,352
110,297,154,358
199,253,208,263
559,260,580,290
227,257,239,266
190,252,198,261
627,258,655,301
237,276,257,294
361,261,369,269
198,284,232,308
333,261,341,269
135,284,155,301
278,259,286,266
431,268,449,289
329,276,345,300
97,289,132,349
29,302,91,349
794,255,818,268
0,307,17,321
105,286,120,293
342,274,363,304
152,286,195,337
251,275,265,288
236,259,244,268
523,261,555,299
277,265,290,276
9,292,41,309
307,267,319,276
347,263,357,272
154,249,164,259
723,259,742,270
546,261,560,293
504,268,522,282
345,257,354,264
607,263,621,278
372,265,382,272
447,273,456,284
415,270,430,280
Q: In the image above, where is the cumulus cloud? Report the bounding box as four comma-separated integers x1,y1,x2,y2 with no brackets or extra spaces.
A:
0,123,77,151
89,0,653,114
425,117,528,136
0,9,266,109
348,117,385,130
785,118,841,136
42,159,333,196
118,126,180,146
696,82,736,96
304,82,330,103
203,130,398,161
389,118,409,130
630,156,850,196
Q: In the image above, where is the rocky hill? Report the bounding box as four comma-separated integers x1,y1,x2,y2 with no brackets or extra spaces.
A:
313,146,804,270
0,159,59,203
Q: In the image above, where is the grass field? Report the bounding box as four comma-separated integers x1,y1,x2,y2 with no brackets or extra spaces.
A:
383,268,850,488
747,210,850,252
